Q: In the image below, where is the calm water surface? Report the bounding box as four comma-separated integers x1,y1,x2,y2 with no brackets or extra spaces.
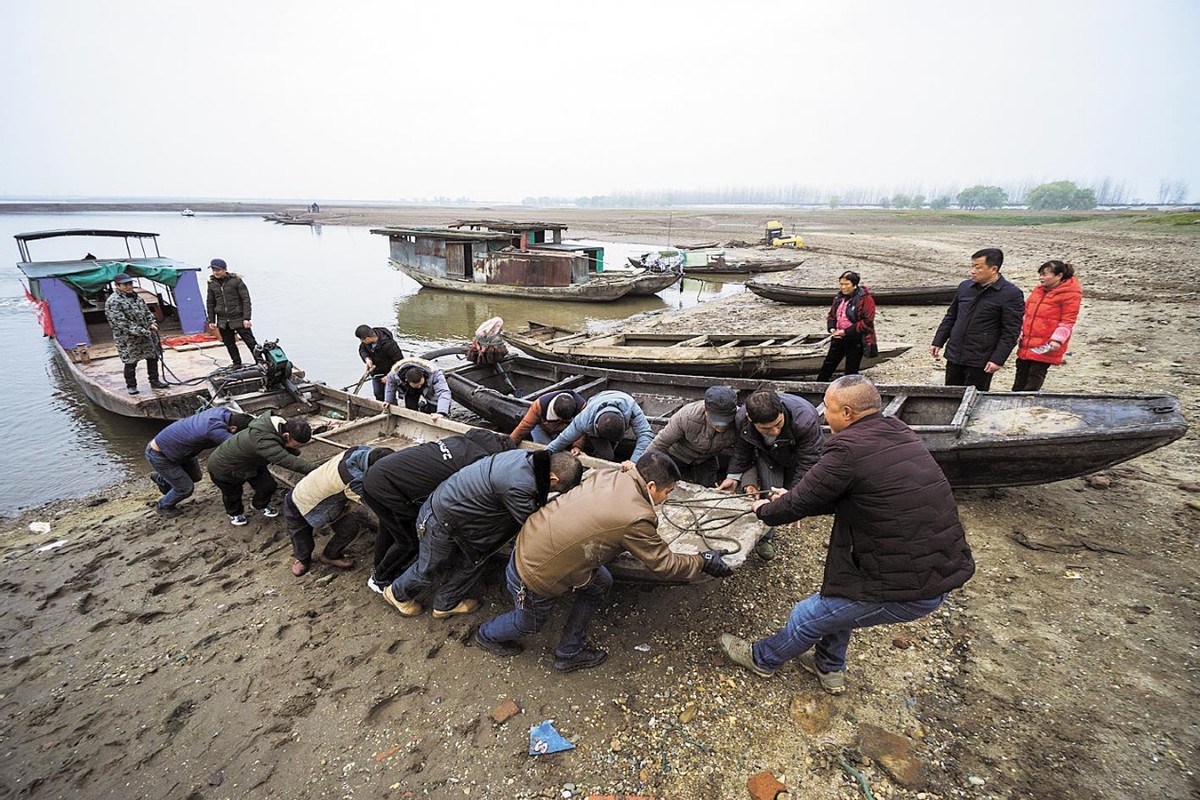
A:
0,212,741,516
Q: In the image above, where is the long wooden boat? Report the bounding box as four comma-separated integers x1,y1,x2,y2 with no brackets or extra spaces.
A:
747,279,959,306
15,229,309,420
441,354,1189,489
263,384,766,582
682,259,802,277
503,321,912,378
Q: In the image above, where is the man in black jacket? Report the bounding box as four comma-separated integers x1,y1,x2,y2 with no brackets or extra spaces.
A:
205,258,258,367
359,429,513,592
381,449,582,619
930,247,1025,391
355,324,405,401
720,375,974,694
717,390,824,560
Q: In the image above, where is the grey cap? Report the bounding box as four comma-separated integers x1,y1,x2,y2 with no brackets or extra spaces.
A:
113,272,134,284
704,385,738,426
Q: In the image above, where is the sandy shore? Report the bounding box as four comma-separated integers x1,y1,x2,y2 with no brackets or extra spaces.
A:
1,208,1197,799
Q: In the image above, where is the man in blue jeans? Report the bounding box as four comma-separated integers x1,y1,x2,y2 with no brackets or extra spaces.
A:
474,451,734,672
145,408,254,518
720,375,975,694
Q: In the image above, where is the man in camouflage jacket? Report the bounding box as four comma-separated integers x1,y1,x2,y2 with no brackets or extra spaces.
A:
105,273,168,395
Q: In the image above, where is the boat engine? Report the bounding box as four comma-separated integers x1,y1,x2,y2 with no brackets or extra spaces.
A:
210,339,312,410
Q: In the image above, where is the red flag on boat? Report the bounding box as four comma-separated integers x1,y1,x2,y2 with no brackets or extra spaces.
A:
23,284,55,337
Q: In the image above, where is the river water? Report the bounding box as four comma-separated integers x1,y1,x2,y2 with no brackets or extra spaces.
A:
0,212,742,517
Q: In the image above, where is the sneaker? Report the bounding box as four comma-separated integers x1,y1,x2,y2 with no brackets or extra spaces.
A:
229,514,248,526
432,598,480,619
366,574,386,595
259,505,279,519
473,628,523,657
553,647,608,673
382,585,423,617
719,634,775,678
126,386,140,396
797,653,846,695
150,380,170,390
155,504,182,519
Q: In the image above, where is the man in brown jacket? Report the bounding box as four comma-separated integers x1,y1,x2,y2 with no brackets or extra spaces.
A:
720,375,974,694
474,451,734,672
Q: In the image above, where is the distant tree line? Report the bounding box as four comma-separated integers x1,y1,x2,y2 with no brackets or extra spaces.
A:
522,177,1191,209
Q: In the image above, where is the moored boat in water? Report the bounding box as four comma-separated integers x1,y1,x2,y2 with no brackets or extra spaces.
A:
747,279,959,306
264,385,766,582
503,321,912,378
441,354,1189,489
15,229,309,420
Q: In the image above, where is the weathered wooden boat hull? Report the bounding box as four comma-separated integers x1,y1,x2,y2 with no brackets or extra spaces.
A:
443,355,1188,489
503,322,911,378
747,280,959,306
268,385,765,582
389,259,638,302
682,260,800,277
51,340,204,420
626,270,682,296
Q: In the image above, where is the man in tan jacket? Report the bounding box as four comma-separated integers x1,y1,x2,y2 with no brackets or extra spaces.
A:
473,451,734,672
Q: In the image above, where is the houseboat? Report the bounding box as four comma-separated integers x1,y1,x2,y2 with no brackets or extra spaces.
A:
16,229,306,420
371,220,677,301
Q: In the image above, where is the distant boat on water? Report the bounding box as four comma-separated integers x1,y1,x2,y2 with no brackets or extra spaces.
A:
180,208,195,217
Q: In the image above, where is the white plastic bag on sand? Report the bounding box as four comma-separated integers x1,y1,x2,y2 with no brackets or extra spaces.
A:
28,521,51,535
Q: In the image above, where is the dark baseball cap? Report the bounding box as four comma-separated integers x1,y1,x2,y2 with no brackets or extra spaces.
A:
704,385,738,426
113,273,134,284
209,258,228,270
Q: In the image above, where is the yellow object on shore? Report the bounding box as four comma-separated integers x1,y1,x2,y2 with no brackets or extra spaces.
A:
764,220,804,248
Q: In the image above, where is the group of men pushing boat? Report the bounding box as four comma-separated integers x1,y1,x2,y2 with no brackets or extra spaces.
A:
140,297,974,686
130,249,1080,686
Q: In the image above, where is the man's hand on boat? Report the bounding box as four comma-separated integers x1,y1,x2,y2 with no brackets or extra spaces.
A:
619,460,635,472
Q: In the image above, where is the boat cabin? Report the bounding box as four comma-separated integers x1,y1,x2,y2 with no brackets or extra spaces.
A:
450,219,606,273
16,229,207,352
371,225,602,287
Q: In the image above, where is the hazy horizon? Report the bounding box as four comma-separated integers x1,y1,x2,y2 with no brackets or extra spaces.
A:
2,1,1197,204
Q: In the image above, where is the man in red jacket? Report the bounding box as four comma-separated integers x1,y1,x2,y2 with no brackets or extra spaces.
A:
720,375,975,694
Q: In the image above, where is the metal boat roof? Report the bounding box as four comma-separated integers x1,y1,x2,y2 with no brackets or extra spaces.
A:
450,219,569,232
14,229,161,242
369,226,510,242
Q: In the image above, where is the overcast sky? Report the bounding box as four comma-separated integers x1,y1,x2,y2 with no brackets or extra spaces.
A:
2,1,1197,203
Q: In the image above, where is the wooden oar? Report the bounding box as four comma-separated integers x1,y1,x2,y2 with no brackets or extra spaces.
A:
342,367,371,395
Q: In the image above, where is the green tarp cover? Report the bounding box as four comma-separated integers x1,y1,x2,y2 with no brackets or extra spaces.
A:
59,262,183,294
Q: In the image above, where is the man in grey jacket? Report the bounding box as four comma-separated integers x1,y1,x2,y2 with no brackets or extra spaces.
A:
381,449,583,619
647,385,739,487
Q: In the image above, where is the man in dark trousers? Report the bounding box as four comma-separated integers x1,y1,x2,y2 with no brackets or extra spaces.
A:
207,412,316,526
354,324,405,402
381,449,582,620
720,375,975,694
930,247,1025,391
717,390,824,560
359,429,513,593
205,258,258,367
105,273,169,395
145,408,253,517
474,451,733,672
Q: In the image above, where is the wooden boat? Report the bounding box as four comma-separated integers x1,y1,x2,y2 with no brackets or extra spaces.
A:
15,229,309,420
626,268,682,296
373,223,652,303
747,279,959,306
263,385,766,582
442,355,1189,489
681,258,802,277
628,248,803,279
503,321,912,378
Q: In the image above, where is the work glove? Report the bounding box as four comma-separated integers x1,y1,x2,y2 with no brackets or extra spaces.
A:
700,550,733,578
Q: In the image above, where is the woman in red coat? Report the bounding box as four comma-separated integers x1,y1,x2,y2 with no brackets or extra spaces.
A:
816,271,879,381
1012,260,1082,391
